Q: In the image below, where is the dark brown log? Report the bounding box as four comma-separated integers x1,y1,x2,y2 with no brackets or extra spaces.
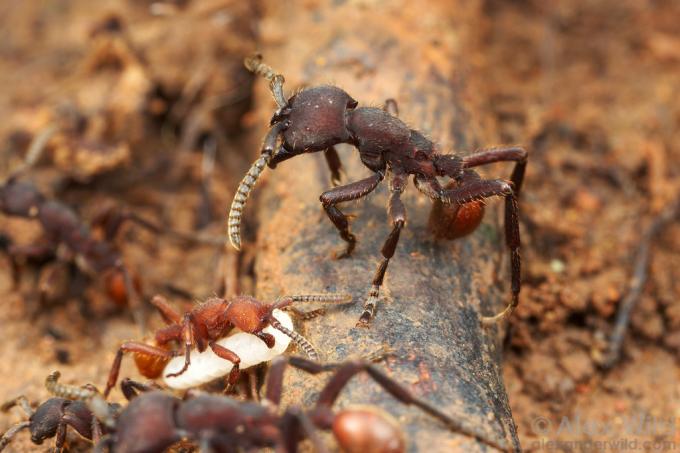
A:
251,1,520,450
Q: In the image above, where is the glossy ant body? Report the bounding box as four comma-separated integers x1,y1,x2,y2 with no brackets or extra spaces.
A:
104,293,351,397
228,55,527,326
52,357,508,452
0,373,124,452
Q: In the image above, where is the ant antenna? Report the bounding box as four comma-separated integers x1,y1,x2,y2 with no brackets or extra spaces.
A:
244,54,287,108
268,317,320,361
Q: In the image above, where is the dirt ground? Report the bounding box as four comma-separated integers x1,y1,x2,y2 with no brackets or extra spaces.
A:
0,0,679,452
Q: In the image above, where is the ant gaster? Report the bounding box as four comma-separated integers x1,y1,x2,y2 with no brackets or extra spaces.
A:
104,293,350,397
228,55,528,327
52,357,509,452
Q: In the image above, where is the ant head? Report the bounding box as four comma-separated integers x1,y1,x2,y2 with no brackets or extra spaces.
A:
332,405,406,453
225,295,270,333
29,399,67,443
0,179,44,218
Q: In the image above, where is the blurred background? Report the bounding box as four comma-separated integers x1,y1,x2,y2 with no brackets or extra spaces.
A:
0,0,678,451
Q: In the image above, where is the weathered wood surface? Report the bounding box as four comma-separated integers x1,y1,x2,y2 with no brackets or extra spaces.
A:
250,0,520,451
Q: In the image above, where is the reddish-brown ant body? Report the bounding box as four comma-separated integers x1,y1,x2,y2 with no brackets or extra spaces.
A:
53,357,508,452
0,177,140,310
228,55,527,326
104,293,349,397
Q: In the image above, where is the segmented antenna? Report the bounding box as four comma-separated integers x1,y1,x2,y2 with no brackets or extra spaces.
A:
244,54,287,108
227,122,285,251
45,371,96,400
45,371,116,429
269,317,319,361
228,152,270,250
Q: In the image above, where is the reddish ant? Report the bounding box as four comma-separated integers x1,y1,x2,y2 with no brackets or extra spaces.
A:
104,293,352,397
228,55,527,327
51,357,509,452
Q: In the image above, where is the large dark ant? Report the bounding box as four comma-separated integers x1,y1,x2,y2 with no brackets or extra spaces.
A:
0,373,124,452
103,293,351,397
52,357,508,452
228,55,528,327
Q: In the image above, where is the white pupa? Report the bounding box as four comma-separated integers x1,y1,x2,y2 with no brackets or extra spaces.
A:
163,309,293,390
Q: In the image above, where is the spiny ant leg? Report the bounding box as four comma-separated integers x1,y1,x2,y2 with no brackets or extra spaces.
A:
439,178,521,325
315,361,509,452
166,313,196,378
209,342,241,385
320,172,384,258
358,174,407,327
104,342,175,397
462,146,528,194
115,262,145,332
228,122,287,250
324,146,343,186
150,295,181,325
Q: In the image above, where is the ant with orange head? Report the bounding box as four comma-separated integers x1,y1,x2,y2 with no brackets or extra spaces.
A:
104,293,352,397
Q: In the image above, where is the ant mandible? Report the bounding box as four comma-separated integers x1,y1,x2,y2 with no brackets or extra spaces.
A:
228,55,528,327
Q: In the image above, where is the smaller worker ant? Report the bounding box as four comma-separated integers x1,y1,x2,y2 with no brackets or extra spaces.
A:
0,176,221,321
52,356,509,453
104,293,352,397
0,373,123,452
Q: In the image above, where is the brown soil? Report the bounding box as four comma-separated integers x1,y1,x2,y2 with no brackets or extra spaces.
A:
0,0,679,452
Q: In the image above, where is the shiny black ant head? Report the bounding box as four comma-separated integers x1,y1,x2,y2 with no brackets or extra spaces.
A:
28,399,67,444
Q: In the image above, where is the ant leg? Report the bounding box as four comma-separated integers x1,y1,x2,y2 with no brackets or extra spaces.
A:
104,342,176,397
264,357,337,408
281,408,328,453
120,378,160,401
54,422,67,453
150,295,181,325
315,361,508,452
0,421,31,451
383,98,399,116
208,342,241,385
320,172,384,259
165,313,196,378
439,179,520,325
358,175,407,327
324,146,343,186
1,396,33,417
115,262,145,331
462,146,528,194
